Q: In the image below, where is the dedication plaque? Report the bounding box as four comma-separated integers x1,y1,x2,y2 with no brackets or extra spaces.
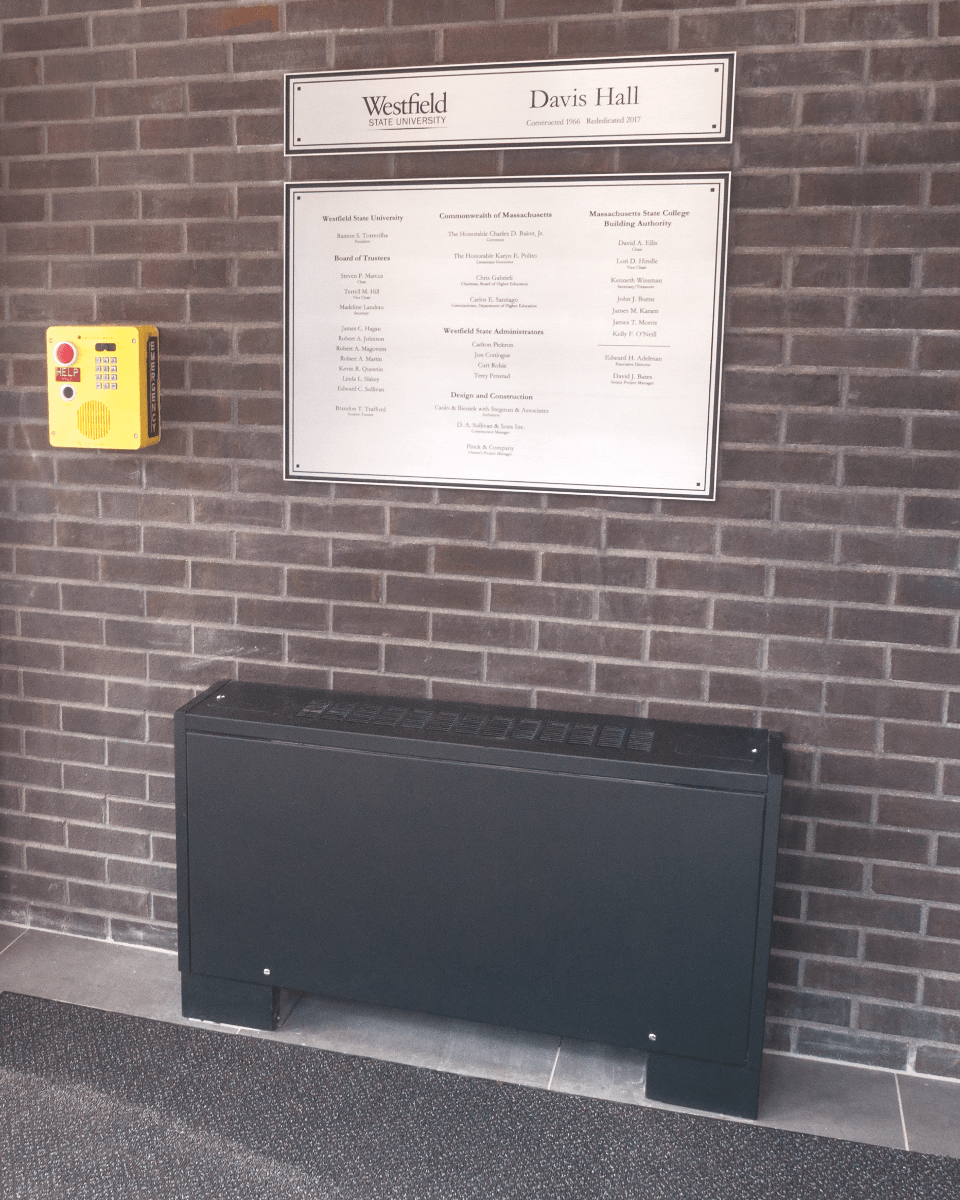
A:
285,174,729,500
287,54,735,155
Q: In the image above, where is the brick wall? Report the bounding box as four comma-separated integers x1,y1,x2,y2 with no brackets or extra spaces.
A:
2,0,960,1079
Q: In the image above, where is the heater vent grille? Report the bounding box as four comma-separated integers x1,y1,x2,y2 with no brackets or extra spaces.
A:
295,697,657,757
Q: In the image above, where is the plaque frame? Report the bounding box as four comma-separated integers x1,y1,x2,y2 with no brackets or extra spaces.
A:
285,173,729,501
285,53,736,156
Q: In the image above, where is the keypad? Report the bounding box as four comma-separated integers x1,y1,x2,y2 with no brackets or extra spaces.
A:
94,355,118,390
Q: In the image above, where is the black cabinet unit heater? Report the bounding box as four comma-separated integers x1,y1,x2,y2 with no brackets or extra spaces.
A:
175,680,783,1119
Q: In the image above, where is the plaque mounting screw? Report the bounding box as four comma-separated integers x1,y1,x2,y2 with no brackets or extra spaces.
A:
263,968,271,975
648,1032,657,1042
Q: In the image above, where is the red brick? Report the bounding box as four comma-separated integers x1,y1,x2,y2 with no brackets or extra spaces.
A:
335,29,438,68
434,545,537,580
93,11,179,46
722,449,837,485
188,4,280,37
231,35,330,74
904,496,960,532
776,566,889,605
709,672,821,712
386,644,482,680
863,211,960,248
864,933,960,973
820,753,937,792
389,507,488,540
872,44,960,82
739,49,864,87
868,130,960,166
802,91,924,128
137,42,228,80
4,17,86,52
896,574,960,609
920,338,960,371
95,82,184,118
443,22,549,61
914,415,960,451
99,153,189,186
828,682,940,721
287,636,380,671
8,158,94,191
791,334,911,369
486,652,590,691
816,823,929,864
858,295,960,332
287,0,382,32
715,598,828,638
723,372,839,407
841,532,958,570
555,17,671,56
389,576,485,611
599,592,708,628
806,891,921,934
332,541,428,572
806,961,917,1005
730,294,845,328
805,5,929,43
188,78,278,112
496,512,601,548
334,606,426,640
394,0,493,20
432,613,532,650
542,553,647,588
720,526,833,562
740,133,858,170
650,630,762,670
776,851,864,891
924,256,960,287
680,10,796,50
141,116,233,152
287,568,379,603
928,908,960,940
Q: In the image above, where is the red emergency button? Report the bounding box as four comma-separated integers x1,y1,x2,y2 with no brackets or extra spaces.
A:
54,341,78,366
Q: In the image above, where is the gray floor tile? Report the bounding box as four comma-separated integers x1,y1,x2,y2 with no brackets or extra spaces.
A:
549,1037,647,1106
0,923,26,955
274,992,558,1088
0,929,184,1025
433,1019,559,1088
274,992,472,1071
757,1052,906,1150
898,1073,960,1157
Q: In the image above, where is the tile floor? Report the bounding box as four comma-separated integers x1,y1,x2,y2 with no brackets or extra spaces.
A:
1,922,958,1158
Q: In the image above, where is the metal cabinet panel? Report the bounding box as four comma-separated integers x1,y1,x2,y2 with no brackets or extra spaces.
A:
185,731,765,1065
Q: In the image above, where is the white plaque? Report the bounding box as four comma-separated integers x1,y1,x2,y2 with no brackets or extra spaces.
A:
286,174,729,500
287,55,734,155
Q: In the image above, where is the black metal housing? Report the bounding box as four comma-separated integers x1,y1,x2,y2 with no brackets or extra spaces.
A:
175,679,782,1118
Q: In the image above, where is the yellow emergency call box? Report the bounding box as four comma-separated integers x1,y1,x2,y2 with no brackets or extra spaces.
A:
46,325,160,449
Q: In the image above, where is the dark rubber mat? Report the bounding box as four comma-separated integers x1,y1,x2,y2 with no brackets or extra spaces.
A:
1,991,958,1199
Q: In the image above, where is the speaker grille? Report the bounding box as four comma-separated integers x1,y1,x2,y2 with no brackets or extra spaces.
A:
77,400,111,441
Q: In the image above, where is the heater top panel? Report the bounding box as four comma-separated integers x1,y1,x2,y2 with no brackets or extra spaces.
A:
181,679,780,793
